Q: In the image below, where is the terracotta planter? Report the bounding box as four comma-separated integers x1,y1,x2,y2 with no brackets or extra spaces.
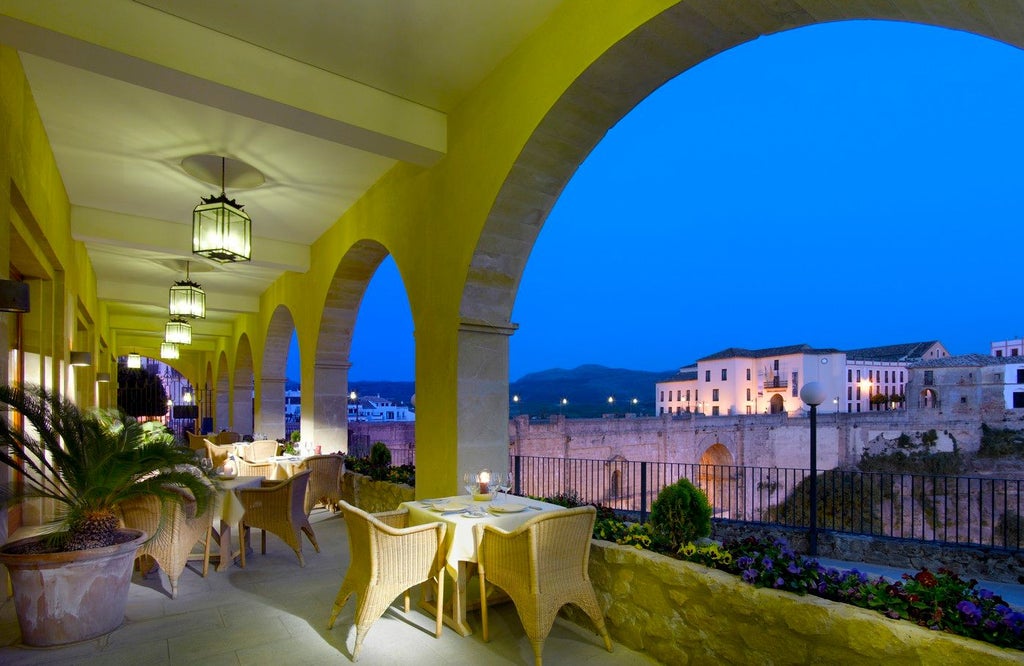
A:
0,529,146,647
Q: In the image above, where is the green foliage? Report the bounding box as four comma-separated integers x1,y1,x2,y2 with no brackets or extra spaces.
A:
0,384,215,551
344,451,414,486
289,429,302,443
764,470,884,532
859,449,964,475
649,478,712,551
116,366,169,417
921,429,938,447
366,441,393,480
979,424,1024,458
593,518,658,550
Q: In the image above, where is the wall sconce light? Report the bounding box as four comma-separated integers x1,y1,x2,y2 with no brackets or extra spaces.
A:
96,372,111,383
0,279,29,313
127,352,142,369
70,351,92,367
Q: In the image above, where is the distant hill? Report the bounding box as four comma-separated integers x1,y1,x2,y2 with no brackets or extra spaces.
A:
511,364,672,418
289,365,672,418
350,380,416,405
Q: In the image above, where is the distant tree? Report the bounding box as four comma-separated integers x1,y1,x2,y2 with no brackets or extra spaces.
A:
117,366,168,417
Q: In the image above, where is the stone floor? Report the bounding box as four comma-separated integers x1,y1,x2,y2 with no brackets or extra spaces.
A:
0,510,658,665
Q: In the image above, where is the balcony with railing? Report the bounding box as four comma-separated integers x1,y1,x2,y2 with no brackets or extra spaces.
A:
510,455,1024,552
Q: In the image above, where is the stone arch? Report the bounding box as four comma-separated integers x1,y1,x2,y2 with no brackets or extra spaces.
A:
258,305,295,439
770,394,785,414
215,352,230,432
201,360,214,434
454,0,1019,510
920,388,939,409
699,442,736,517
605,454,628,507
233,334,254,436
313,239,395,453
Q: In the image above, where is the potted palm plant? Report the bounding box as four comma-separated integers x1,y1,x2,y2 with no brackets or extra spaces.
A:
0,384,215,647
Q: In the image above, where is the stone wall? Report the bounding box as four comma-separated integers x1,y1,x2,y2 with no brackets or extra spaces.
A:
573,540,1022,665
340,471,414,513
347,422,416,465
509,412,1003,471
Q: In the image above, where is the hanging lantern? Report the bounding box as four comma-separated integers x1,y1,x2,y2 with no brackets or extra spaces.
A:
192,156,251,263
169,261,206,319
160,342,179,360
127,352,142,369
164,317,192,344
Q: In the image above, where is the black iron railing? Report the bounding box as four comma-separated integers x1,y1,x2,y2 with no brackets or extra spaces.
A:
510,454,1024,552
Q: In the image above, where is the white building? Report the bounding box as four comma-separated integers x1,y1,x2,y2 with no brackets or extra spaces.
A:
348,395,415,422
991,338,1024,358
656,341,948,418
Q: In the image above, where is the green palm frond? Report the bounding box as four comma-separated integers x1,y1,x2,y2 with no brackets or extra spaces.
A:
0,384,217,541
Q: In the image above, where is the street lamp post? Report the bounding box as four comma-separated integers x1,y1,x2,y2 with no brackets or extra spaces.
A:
799,381,827,557
558,397,567,416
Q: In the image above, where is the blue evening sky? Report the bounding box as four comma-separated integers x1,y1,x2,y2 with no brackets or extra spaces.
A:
289,20,1024,383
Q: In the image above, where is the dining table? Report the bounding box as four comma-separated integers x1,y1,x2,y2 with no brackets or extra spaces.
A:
400,494,566,636
211,475,263,572
265,454,308,480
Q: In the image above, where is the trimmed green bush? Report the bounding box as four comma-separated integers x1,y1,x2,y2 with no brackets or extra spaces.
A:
649,478,712,550
368,441,392,480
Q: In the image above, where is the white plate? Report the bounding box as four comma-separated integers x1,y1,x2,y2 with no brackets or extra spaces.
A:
489,503,527,513
430,502,469,513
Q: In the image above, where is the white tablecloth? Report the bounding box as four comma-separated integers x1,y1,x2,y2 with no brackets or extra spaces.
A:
401,495,565,574
266,455,308,480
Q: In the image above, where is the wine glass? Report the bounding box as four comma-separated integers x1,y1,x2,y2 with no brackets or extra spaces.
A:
462,472,477,496
487,471,503,504
502,471,514,500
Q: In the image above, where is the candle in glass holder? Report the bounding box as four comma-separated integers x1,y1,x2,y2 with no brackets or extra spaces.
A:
223,457,236,476
477,469,490,495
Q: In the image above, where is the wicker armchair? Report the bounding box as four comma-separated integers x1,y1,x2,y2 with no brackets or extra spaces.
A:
118,488,213,599
215,430,241,445
235,439,279,476
186,431,209,454
474,505,612,666
238,469,319,566
244,439,280,462
328,502,447,662
299,454,345,514
205,440,234,468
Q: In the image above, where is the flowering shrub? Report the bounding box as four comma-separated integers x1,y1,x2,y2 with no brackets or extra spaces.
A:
583,509,1024,651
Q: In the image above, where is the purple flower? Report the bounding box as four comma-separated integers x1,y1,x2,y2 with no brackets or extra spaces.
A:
979,589,995,601
956,600,981,626
774,577,785,588
742,568,758,584
762,557,774,570
737,556,754,569
787,561,802,575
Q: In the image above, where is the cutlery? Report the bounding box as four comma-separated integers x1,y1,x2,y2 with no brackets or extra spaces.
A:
441,508,468,515
527,505,543,510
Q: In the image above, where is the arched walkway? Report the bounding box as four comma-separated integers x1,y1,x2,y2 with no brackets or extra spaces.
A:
215,353,230,432
258,305,295,439
458,3,1020,498
233,335,254,435
312,240,392,453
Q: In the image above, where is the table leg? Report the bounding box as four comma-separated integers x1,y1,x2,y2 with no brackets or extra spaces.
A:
213,519,250,572
418,561,476,636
